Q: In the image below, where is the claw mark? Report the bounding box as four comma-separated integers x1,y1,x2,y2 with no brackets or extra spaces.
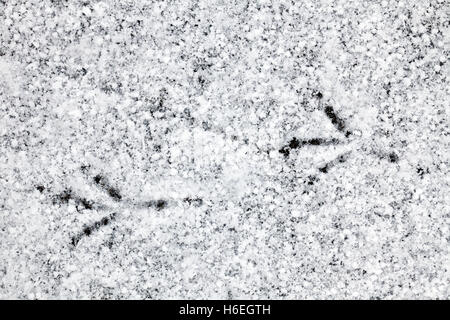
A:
52,189,94,210
144,199,168,211
279,137,341,157
318,152,351,174
183,197,203,207
71,213,117,247
93,174,122,201
324,105,352,137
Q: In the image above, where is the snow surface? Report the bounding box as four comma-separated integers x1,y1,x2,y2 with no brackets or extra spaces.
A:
0,0,449,299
